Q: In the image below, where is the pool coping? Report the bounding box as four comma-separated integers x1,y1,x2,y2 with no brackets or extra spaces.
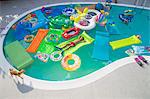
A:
0,2,150,90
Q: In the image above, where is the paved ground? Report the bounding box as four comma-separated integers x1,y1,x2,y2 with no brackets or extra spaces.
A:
0,63,150,99
0,0,150,99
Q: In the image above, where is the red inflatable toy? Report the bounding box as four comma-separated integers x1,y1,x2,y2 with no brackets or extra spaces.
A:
62,27,80,40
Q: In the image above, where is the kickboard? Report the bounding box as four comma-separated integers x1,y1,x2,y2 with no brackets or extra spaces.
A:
4,41,34,70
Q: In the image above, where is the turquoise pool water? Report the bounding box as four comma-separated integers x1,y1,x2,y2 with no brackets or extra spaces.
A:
3,4,150,81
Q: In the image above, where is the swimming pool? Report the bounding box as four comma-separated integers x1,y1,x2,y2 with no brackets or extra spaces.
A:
0,2,150,90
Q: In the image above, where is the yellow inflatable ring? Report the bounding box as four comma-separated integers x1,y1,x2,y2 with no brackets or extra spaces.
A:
24,35,34,43
61,54,81,71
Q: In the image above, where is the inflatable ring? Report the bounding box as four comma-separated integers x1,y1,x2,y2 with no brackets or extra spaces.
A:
74,9,100,30
87,9,100,20
34,51,49,63
24,35,34,43
29,18,38,24
45,34,59,43
50,51,63,61
61,54,81,71
62,8,75,16
74,19,96,30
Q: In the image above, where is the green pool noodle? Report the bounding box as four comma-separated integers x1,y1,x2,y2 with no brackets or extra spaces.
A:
109,35,142,50
4,41,34,70
57,31,94,55
37,28,63,54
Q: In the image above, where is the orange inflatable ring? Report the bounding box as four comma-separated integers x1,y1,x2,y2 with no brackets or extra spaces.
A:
61,54,81,71
24,35,34,43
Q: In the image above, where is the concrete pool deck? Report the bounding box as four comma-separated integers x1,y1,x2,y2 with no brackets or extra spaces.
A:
0,63,150,99
0,0,150,99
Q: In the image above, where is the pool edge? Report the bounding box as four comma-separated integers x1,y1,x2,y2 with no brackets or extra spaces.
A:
0,2,150,90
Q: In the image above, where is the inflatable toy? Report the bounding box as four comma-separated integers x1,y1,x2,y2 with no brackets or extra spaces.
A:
23,13,36,21
96,2,111,11
26,21,49,33
92,31,109,60
75,4,96,12
95,3,105,11
70,7,88,23
62,8,75,16
62,27,80,40
74,18,96,30
34,51,49,63
125,49,135,56
49,15,73,29
33,10,48,22
57,31,94,55
26,29,49,53
74,9,100,30
23,10,49,33
132,45,150,54
61,54,81,71
100,18,107,26
106,0,112,3
105,20,121,34
119,10,134,24
4,41,34,70
45,34,59,43
13,21,31,40
24,35,34,43
43,5,66,17
41,7,52,15
109,35,142,50
29,18,38,24
37,28,63,54
50,51,63,61
119,14,133,23
16,13,48,34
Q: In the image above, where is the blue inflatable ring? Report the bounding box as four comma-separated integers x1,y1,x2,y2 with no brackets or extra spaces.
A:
62,8,75,16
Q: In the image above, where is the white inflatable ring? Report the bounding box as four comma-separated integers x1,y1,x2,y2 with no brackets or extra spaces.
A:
74,9,100,30
50,51,63,61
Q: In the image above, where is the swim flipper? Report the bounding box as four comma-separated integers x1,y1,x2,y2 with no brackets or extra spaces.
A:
134,58,143,67
138,55,149,65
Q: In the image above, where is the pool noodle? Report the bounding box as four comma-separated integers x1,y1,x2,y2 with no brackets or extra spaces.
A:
92,31,109,60
26,29,49,53
4,41,34,70
109,35,142,50
57,31,94,56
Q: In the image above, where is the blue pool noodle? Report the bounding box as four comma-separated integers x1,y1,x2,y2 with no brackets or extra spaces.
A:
92,31,110,60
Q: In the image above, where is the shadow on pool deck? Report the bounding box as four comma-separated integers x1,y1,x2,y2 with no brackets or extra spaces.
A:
0,67,7,79
13,78,34,93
